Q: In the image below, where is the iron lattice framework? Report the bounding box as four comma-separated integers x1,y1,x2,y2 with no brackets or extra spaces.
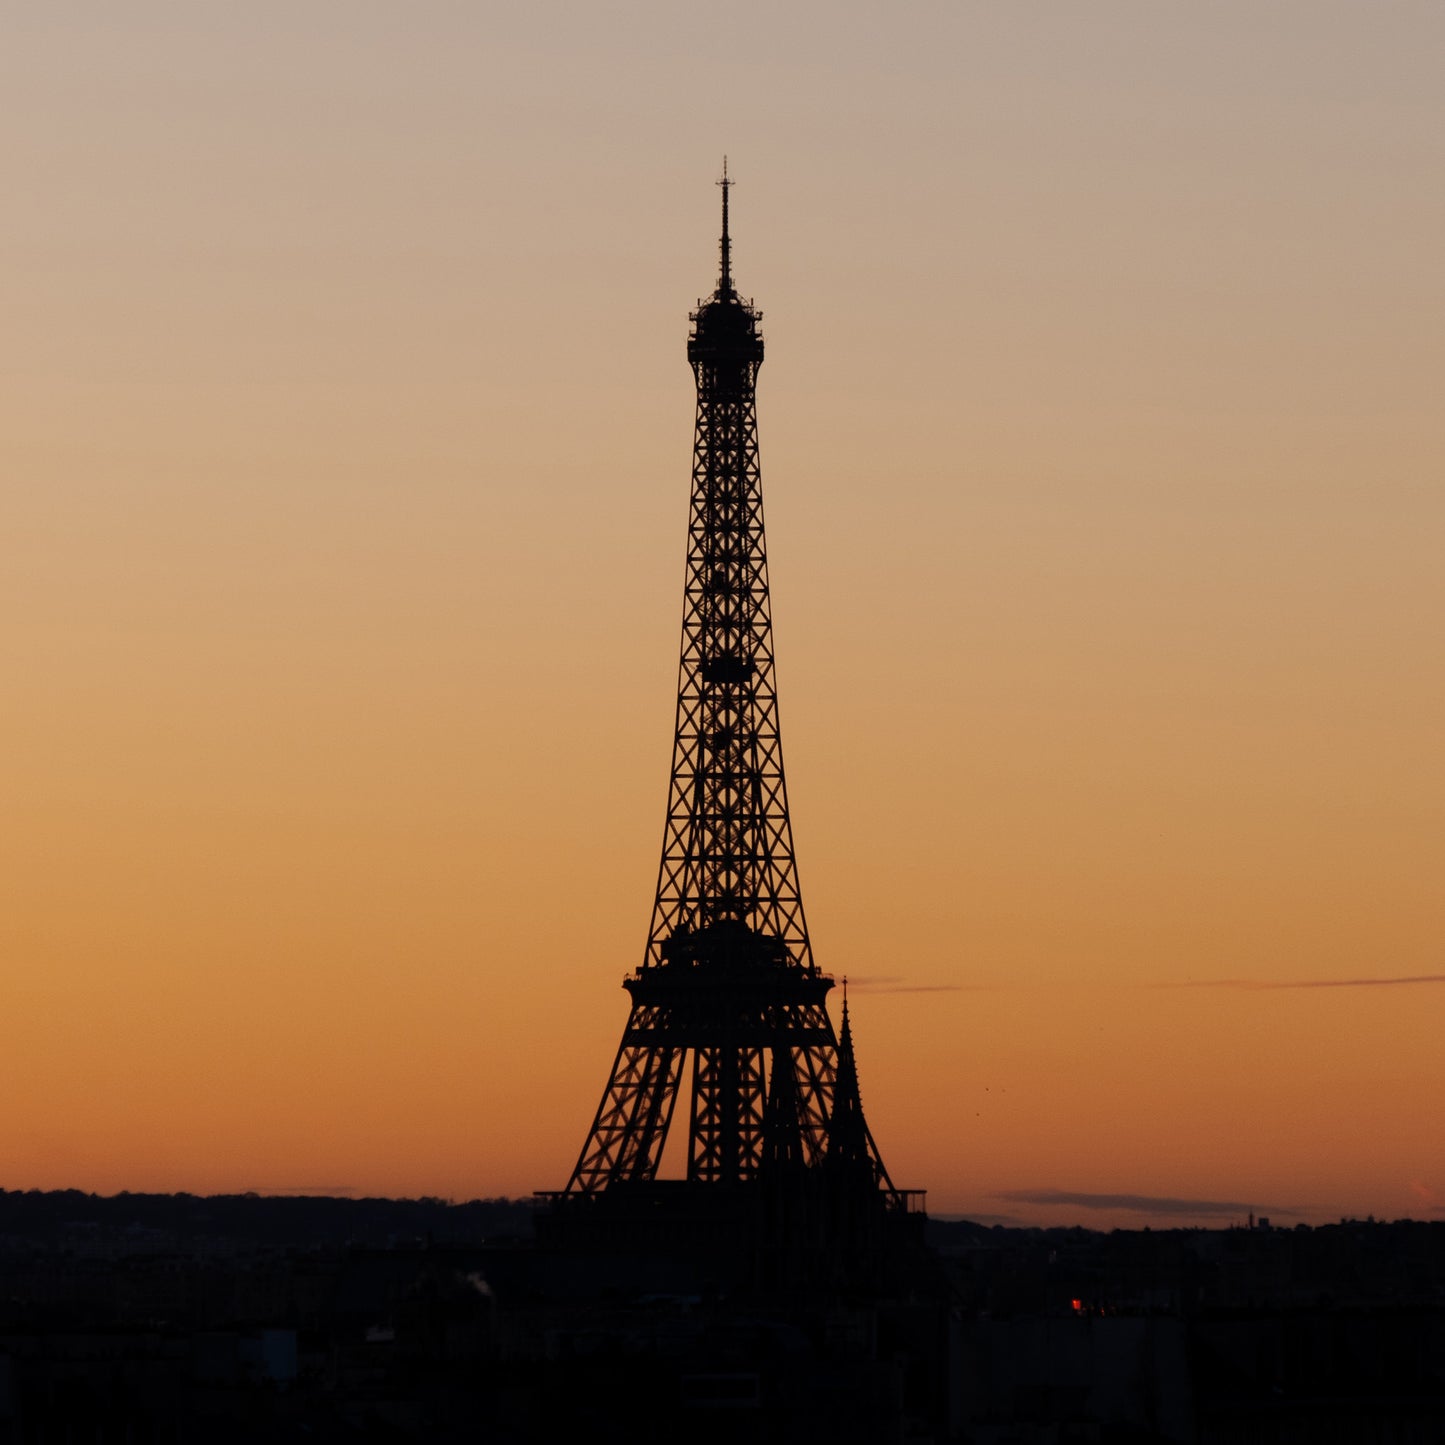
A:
565,169,895,1200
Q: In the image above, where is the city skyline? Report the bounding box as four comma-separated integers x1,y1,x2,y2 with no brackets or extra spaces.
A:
3,4,1443,1230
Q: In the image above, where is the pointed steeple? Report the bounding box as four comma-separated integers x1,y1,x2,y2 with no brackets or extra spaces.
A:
762,1044,803,1171
826,982,873,1174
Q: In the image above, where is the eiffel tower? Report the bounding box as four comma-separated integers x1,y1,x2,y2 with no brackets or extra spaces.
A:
560,166,911,1228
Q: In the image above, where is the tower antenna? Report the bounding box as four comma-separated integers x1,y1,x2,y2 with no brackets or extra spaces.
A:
718,156,733,291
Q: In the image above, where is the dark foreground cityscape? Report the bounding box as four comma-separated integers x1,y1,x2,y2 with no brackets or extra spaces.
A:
13,182,1436,1441
1,1190,1443,1442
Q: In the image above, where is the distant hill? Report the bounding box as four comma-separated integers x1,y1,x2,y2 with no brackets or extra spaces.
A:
0,1188,537,1248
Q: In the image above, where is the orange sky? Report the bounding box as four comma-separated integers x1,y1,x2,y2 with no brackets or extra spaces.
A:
3,4,1443,1229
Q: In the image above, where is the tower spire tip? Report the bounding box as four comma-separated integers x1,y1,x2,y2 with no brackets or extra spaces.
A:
717,156,733,292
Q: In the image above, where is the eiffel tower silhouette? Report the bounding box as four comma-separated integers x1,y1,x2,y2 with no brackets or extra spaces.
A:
559,167,915,1240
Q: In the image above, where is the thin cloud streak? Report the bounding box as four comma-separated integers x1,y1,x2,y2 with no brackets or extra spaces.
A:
996,1189,1297,1219
933,1212,1026,1228
1169,975,1445,991
841,973,1445,996
846,975,969,994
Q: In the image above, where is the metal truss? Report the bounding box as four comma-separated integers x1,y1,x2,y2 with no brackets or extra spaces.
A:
564,172,895,1203
646,298,812,971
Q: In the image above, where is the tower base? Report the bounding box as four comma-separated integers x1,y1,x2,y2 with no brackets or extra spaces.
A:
538,1175,928,1304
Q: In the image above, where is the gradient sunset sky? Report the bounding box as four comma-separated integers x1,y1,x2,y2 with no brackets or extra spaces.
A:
4,4,1442,1229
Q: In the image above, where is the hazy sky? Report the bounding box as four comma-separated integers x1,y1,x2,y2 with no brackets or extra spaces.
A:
4,3,1443,1228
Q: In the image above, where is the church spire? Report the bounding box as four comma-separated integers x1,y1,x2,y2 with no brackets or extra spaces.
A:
827,986,872,1172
